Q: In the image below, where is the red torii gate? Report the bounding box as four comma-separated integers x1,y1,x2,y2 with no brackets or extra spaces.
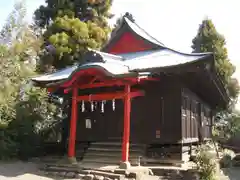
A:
48,69,158,166
69,84,134,163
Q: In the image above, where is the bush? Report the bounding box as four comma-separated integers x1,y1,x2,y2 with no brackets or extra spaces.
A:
0,87,57,160
0,118,43,160
219,149,235,168
0,122,8,130
195,146,218,180
0,123,18,160
0,1,58,161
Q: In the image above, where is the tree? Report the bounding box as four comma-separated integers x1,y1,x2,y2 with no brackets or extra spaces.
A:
192,19,240,143
0,0,27,45
41,15,108,70
34,0,113,28
0,0,57,159
214,111,240,140
34,0,113,72
192,18,240,104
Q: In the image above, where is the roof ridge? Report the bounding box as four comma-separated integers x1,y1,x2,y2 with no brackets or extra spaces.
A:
123,16,213,56
163,47,213,57
86,49,129,69
123,16,165,46
88,48,125,61
120,49,212,61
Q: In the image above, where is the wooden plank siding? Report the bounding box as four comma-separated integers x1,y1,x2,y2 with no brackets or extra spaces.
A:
181,88,213,143
75,75,183,144
73,75,213,145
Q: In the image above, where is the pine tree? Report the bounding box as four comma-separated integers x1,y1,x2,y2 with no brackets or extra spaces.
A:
34,0,113,72
192,18,240,104
35,0,113,28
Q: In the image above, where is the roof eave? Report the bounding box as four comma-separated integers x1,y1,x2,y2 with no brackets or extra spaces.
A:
130,54,211,73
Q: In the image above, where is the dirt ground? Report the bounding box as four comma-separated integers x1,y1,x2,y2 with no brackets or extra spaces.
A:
220,168,240,180
0,161,53,180
0,161,240,180
0,161,80,180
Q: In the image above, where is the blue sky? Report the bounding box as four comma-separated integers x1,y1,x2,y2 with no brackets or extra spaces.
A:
0,0,44,23
1,0,240,108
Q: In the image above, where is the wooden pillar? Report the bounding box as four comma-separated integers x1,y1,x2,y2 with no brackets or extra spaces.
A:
122,84,131,162
68,87,78,158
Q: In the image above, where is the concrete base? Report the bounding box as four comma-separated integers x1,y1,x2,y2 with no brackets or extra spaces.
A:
115,166,156,180
68,157,78,165
119,161,131,169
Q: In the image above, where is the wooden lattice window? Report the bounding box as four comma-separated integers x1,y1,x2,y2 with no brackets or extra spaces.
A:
191,100,199,138
191,100,197,119
182,96,187,117
181,95,188,138
204,107,211,126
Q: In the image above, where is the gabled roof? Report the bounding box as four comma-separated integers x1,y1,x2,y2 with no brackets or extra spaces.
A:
123,17,164,47
122,49,211,71
102,16,165,52
31,13,229,109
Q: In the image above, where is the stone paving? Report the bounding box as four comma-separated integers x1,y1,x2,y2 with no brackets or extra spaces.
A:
0,161,239,180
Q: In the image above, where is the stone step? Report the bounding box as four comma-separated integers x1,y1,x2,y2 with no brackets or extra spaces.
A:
91,141,145,147
87,147,144,153
148,146,190,153
41,164,80,173
81,157,140,165
40,164,197,180
82,153,141,161
40,156,66,163
41,166,126,180
80,141,146,166
84,152,143,159
142,157,185,167
75,143,90,160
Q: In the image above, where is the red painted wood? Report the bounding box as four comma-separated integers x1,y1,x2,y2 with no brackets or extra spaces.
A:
78,80,126,89
122,84,131,162
63,76,160,93
107,31,153,54
64,76,98,93
78,77,159,89
62,68,106,88
47,87,56,93
68,87,78,158
76,89,144,101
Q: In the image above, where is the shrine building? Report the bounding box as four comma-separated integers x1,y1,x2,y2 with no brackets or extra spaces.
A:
31,14,229,167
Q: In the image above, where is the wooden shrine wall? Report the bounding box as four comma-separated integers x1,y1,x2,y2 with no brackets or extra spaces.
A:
181,87,212,143
150,76,182,144
70,75,213,145
75,75,183,145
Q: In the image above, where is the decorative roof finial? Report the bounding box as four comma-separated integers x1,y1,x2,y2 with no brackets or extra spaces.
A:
82,50,105,64
123,12,135,22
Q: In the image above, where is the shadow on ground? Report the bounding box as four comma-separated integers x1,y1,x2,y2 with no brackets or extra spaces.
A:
221,167,240,180
0,161,52,179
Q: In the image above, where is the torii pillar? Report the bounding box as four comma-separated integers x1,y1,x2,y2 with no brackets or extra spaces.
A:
68,87,78,163
120,84,131,169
